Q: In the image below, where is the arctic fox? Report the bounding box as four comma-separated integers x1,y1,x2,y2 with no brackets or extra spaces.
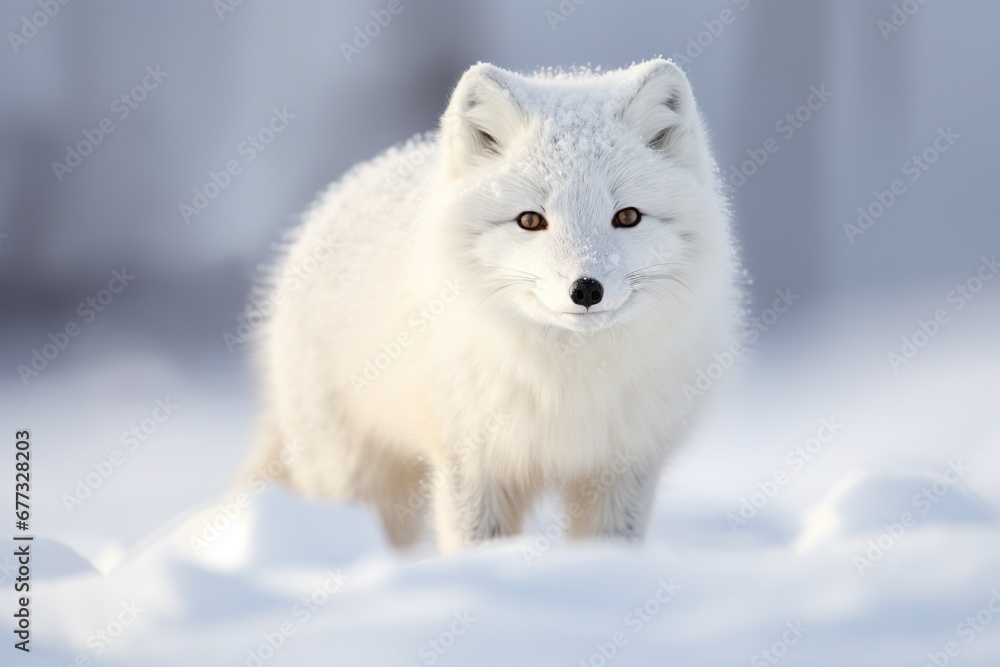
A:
250,58,739,552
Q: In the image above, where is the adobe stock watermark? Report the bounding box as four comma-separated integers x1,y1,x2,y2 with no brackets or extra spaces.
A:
7,0,73,55
189,439,304,554
537,329,610,381
682,287,799,403
180,106,295,224
233,568,352,667
727,84,833,190
350,278,463,393
55,600,145,666
920,589,1000,667
552,328,607,369
61,398,180,514
844,126,959,244
853,459,970,575
383,136,436,188
17,267,135,386
544,0,591,31
750,620,809,667
405,611,477,667
213,0,245,22
669,0,754,67
394,410,508,527
886,255,997,372
726,417,843,534
578,578,681,667
51,65,169,183
340,0,415,63
85,601,145,658
877,0,932,41
223,228,359,353
521,449,642,565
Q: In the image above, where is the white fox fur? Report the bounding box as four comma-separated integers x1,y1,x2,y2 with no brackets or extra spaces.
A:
249,58,739,552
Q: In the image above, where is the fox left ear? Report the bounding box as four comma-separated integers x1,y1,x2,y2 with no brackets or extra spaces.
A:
622,59,710,183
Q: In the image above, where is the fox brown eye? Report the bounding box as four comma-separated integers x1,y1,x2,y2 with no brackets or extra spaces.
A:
517,211,547,231
613,207,641,228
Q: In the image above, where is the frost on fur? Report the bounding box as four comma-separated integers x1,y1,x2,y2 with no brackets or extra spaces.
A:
248,58,741,552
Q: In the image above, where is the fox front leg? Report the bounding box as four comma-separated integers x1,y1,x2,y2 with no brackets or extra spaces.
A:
433,462,532,552
563,457,659,540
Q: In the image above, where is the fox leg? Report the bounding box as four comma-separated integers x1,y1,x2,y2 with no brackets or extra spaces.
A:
562,459,659,540
432,461,534,553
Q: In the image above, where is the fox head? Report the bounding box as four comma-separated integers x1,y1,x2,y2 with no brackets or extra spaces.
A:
430,58,732,336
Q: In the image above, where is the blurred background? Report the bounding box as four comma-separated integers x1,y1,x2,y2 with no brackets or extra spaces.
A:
1,1,999,665
4,0,998,318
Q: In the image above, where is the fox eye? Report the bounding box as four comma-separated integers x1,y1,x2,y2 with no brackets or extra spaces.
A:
516,211,547,231
613,207,641,228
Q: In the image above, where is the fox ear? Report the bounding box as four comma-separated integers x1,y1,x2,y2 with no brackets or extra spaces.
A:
441,63,527,177
622,59,709,182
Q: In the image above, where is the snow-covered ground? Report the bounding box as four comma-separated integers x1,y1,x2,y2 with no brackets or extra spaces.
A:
4,288,999,666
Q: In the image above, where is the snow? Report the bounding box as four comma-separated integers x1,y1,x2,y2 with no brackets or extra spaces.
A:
5,290,1000,667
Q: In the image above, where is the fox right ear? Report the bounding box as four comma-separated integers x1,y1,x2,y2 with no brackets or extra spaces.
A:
622,59,711,184
441,63,527,178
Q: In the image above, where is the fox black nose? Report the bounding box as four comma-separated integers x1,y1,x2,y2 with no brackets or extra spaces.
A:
570,277,603,308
